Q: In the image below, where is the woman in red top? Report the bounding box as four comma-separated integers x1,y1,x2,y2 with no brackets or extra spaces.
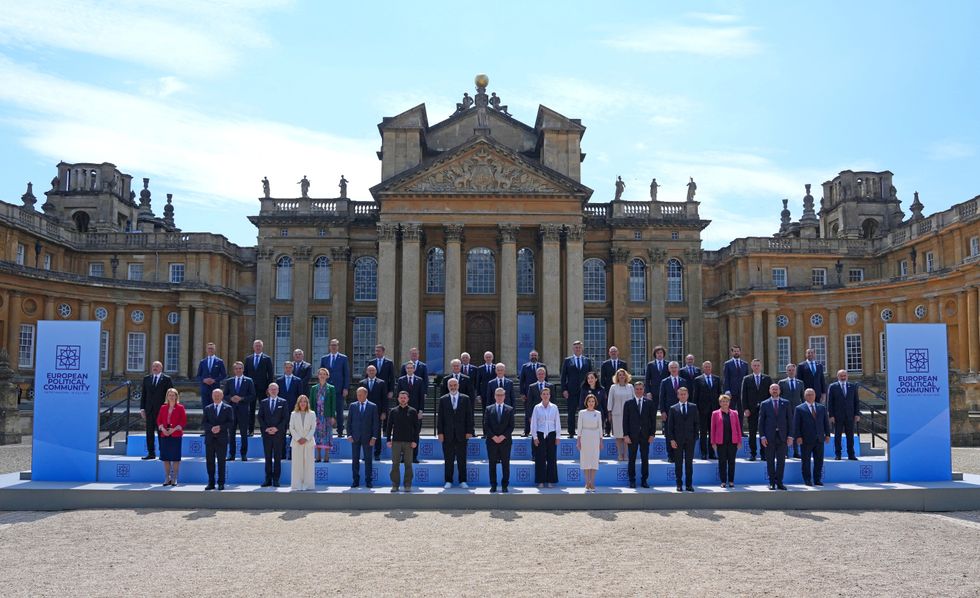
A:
157,388,187,486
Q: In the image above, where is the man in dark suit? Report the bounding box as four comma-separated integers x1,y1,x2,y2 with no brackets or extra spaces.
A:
459,352,478,382
202,388,234,491
196,342,226,411
258,383,288,487
644,345,670,410
739,359,772,461
484,387,515,493
794,388,831,486
622,381,656,488
473,351,497,411
779,363,805,459
667,387,699,492
437,378,474,488
439,359,475,398
396,361,427,461
399,347,428,382
222,361,255,461
658,361,691,463
691,361,722,459
758,383,794,490
798,348,828,403
680,354,702,383
320,338,350,435
600,346,627,435
360,364,389,460
828,369,860,460
140,361,173,460
722,344,749,412
291,348,313,392
347,386,380,488
243,339,274,436
485,363,515,408
518,350,545,401
524,366,553,437
560,340,592,438
369,344,396,408
275,361,303,460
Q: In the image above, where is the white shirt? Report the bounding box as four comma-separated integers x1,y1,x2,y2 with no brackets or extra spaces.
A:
530,402,561,437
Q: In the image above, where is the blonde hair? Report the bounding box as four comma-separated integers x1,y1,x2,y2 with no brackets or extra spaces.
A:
616,368,632,384
719,393,732,404
294,394,311,412
165,387,180,404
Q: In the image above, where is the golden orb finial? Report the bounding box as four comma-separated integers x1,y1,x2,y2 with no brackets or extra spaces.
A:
474,74,489,89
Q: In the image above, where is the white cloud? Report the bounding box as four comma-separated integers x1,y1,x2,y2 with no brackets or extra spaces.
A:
927,140,975,161
140,76,187,98
603,24,762,57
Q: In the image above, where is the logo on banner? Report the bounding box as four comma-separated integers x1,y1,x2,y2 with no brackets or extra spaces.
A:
371,466,378,481
421,443,434,457
43,345,92,392
416,468,429,483
517,468,531,482
467,466,478,483
467,443,480,457
55,345,82,370
315,467,328,482
905,349,929,373
513,443,529,458
665,467,675,482
566,468,581,482
189,439,202,454
897,348,942,395
116,464,130,478
653,443,665,457
559,443,574,458
859,464,873,480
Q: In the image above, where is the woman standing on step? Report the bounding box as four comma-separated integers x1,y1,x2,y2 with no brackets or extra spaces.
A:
157,388,186,486
607,368,633,462
577,393,603,492
311,368,336,463
531,387,561,488
289,395,317,491
711,393,742,489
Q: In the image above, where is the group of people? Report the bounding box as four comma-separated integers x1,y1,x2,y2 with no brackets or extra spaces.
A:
136,338,861,492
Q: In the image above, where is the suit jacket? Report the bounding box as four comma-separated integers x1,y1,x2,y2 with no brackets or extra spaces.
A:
758,397,793,442
359,377,389,415
222,376,256,409
797,360,828,400
526,381,555,410
658,375,691,414
367,357,396,396
778,377,805,409
473,363,497,401
291,360,313,390
710,409,743,445
794,402,831,444
437,393,474,442
622,397,656,442
722,358,750,398
827,381,860,420
319,353,350,395
643,360,670,403
288,410,316,448
202,402,234,443
680,365,702,383
739,373,773,415
561,355,592,399
483,376,515,408
691,373,722,418
666,402,700,443
257,397,288,437
244,353,275,394
483,403,515,439
439,372,474,399
460,363,478,382
395,374,426,413
140,373,174,412
599,359,628,391
400,360,428,382
347,400,380,443
275,375,303,412
196,356,227,402
518,361,546,396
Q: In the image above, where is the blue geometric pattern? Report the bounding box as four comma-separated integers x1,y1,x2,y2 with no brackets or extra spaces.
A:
55,345,81,370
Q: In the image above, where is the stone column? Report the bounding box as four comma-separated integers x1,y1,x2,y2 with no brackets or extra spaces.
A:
499,224,519,371
291,246,312,354
648,248,667,347
444,225,463,370
113,303,126,376
565,224,585,351
828,308,840,373
191,304,205,378
377,223,399,358
957,292,969,373
330,247,350,351
686,248,704,360
795,310,805,358
80,301,91,320
178,304,190,378
199,254,211,286
929,295,941,323
149,304,161,367
219,310,229,356
751,308,764,364
609,246,629,359
255,249,274,341
43,297,55,321
968,287,979,373
540,224,562,367
6,293,21,367
726,312,737,357
766,308,778,375
229,314,240,362
0,348,23,444
718,314,729,368
736,311,747,353
862,304,875,375
400,223,422,360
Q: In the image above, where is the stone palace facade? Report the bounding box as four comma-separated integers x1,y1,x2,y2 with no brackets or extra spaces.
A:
1,77,978,443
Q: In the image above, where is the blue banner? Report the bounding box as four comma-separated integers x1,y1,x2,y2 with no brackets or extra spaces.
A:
885,323,951,482
425,311,444,376
32,321,101,482
517,312,536,365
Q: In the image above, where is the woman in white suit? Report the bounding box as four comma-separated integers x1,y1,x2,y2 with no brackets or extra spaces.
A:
289,395,317,491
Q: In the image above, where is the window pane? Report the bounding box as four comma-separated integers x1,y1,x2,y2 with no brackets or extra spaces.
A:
126,332,146,372
128,263,143,281
777,337,791,372
808,336,827,368
667,318,684,361
100,331,109,371
311,316,330,360
848,268,864,283
313,256,331,300
426,248,445,294
772,268,787,288
352,316,377,373
18,324,35,368
583,318,607,365
354,257,378,301
667,259,684,302
628,258,646,302
276,256,293,300
811,268,826,286
89,262,105,277
583,258,606,302
274,316,291,376
164,334,180,373
845,334,862,372
630,318,647,373
517,248,535,295
169,263,185,284
466,248,496,294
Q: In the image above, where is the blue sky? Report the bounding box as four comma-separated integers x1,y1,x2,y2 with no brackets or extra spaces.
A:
1,0,977,249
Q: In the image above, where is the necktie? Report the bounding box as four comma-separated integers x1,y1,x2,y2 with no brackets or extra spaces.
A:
369,379,374,391
215,403,221,416
330,354,335,368
774,400,778,417
682,403,686,416
409,376,413,388
452,396,458,410
497,405,502,418
612,359,617,370
235,377,241,393
285,376,291,391
673,377,678,391
208,357,213,370
842,382,847,395
254,355,259,369
756,375,760,387
539,382,544,391
360,402,364,414
487,364,492,374
576,357,581,369
498,378,503,388
154,375,159,386
810,404,816,418
689,366,694,377
706,375,711,387
790,379,795,391
810,361,815,374
377,358,382,370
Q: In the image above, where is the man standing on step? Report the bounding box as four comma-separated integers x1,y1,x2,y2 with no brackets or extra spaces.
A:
561,340,592,438
258,383,288,487
622,381,655,489
348,386,380,489
386,391,420,493
437,377,473,489
667,386,699,492
739,359,772,461
222,361,255,461
396,361,426,462
196,342,226,413
140,360,173,460
320,338,350,437
244,340,274,437
361,365,389,461
779,363,805,459
794,388,831,486
203,389,233,491
828,369,860,461
759,383,793,490
484,387,515,493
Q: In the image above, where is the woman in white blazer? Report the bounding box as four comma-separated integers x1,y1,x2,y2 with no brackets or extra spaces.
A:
289,395,317,490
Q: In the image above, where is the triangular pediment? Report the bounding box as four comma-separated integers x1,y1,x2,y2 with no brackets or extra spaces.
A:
371,136,592,200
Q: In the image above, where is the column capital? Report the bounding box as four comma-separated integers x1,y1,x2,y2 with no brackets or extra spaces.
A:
293,245,312,261
329,246,351,262
497,224,520,244
647,247,667,263
256,248,276,261
401,223,424,242
539,223,562,243
609,247,630,264
565,224,585,241
444,224,465,242
377,222,398,242
683,247,704,263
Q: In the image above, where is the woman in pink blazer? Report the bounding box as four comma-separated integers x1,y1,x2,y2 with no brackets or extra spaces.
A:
711,393,742,488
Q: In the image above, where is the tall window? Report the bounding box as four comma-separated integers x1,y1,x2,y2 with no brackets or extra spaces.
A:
354,257,378,301
630,318,647,373
925,251,935,272
426,247,445,294
971,236,980,257
844,334,863,372
18,324,34,368
899,260,908,276
517,248,535,295
311,316,330,360
169,263,184,284
848,268,865,283
274,316,291,375
89,262,105,277
808,336,827,368
466,247,496,294
667,258,684,302
100,330,109,371
771,267,788,288
164,334,180,373
352,316,377,371
15,243,25,266
128,263,143,281
879,332,887,372
777,337,791,372
275,255,293,300
127,332,146,372
313,255,331,300
583,258,606,302
583,318,607,365
43,254,51,270
811,268,826,286
628,258,646,302
667,318,684,361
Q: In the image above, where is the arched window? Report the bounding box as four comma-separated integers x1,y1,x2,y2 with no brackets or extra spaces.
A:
861,218,879,240
667,258,684,302
275,255,293,300
72,211,90,233
466,247,495,294
353,256,378,301
583,258,606,302
426,247,445,294
517,247,535,295
313,255,331,300
628,258,646,302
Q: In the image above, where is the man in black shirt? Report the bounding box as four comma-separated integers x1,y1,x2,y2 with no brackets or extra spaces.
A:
386,391,421,492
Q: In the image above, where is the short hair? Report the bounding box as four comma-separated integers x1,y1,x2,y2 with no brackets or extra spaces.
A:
398,390,409,398
375,344,386,351
451,358,461,367
283,361,293,368
668,360,679,368
211,388,224,399
719,393,731,403
233,360,244,368
494,387,506,396
404,361,416,368
572,340,583,346
318,367,329,376
616,368,632,384
751,358,762,364
677,386,689,395
536,366,546,375
786,363,797,371
702,361,712,368
633,381,645,390
804,388,816,396
730,344,741,351
365,364,377,373
541,387,551,395
653,345,666,357
356,386,368,396
584,393,599,409
207,342,216,348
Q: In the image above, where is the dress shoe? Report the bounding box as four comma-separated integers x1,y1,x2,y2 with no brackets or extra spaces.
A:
628,481,636,488
804,481,814,486
218,484,224,490
413,459,420,464
835,455,841,460
748,456,757,462
227,455,236,461
350,483,360,488
241,456,248,462
141,455,155,460
390,487,398,493
261,481,272,487
815,481,824,486
769,483,776,490
848,456,859,461
502,486,508,493
490,486,497,493
675,485,683,492
686,486,695,492
727,482,734,488
720,483,727,488
404,487,412,493
205,484,215,490
272,481,280,487
640,482,650,489
366,483,373,488
777,483,787,490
